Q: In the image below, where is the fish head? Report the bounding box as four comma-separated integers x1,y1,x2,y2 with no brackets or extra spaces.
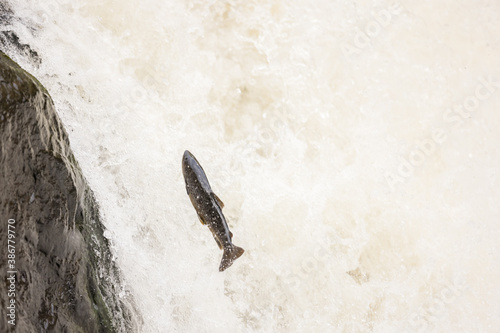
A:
182,150,210,191
182,150,197,177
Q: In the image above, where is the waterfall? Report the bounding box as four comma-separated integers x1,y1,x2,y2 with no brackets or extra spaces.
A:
3,0,499,331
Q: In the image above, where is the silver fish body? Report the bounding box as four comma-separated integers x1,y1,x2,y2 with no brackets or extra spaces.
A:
182,150,244,271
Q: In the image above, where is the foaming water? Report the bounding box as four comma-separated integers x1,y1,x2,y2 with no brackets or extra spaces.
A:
4,0,500,331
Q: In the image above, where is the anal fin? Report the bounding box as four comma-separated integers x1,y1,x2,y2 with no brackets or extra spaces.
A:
213,233,223,249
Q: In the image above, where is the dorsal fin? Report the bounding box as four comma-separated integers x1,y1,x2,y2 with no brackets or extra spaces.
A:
212,192,224,208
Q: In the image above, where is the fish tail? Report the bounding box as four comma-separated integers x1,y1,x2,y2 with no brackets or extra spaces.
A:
219,245,245,272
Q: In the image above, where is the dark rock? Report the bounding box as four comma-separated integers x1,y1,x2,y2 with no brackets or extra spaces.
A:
0,52,139,331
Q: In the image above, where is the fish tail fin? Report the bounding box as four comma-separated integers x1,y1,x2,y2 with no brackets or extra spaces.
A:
219,245,245,272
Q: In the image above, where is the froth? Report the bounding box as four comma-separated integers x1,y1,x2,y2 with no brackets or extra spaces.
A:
5,0,500,332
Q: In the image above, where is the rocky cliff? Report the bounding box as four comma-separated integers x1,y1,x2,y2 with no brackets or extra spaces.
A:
0,52,138,331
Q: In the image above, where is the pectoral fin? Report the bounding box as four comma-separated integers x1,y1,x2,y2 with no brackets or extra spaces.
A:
212,193,224,209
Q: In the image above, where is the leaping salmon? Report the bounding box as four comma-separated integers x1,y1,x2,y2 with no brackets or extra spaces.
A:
182,150,244,271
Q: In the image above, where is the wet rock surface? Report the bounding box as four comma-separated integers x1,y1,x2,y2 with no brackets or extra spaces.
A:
0,52,137,331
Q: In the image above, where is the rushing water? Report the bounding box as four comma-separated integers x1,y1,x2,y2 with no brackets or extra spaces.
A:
3,0,500,332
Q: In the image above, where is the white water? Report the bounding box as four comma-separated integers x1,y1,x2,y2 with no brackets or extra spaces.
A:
4,0,500,331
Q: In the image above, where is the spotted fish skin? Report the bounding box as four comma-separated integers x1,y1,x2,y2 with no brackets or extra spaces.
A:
182,150,244,271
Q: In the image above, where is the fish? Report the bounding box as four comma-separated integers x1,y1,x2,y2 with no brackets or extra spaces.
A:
182,150,244,271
